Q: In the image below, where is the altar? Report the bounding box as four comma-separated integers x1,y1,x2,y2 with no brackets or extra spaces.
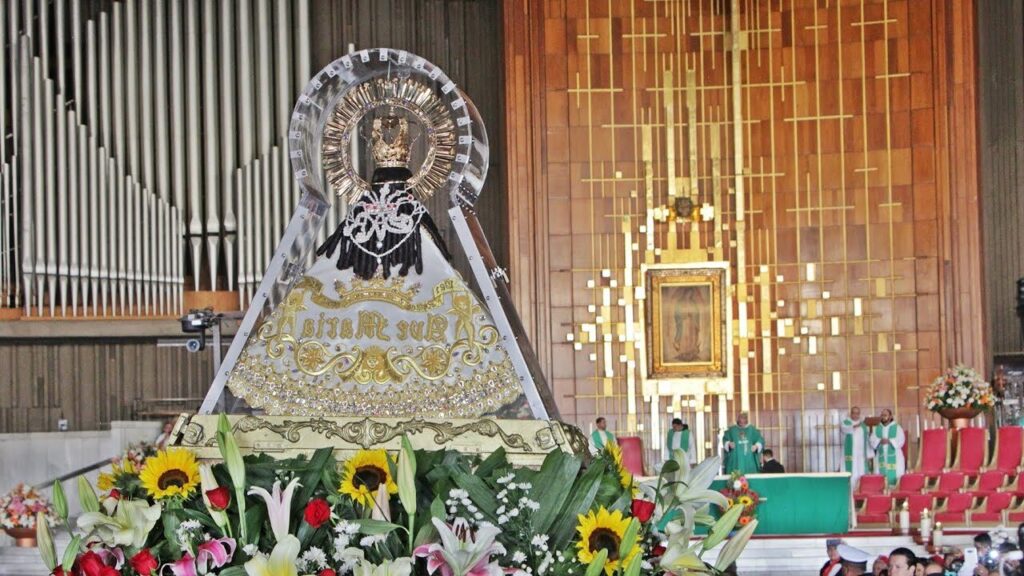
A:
707,473,852,535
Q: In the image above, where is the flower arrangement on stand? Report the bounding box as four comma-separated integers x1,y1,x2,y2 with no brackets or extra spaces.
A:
718,473,759,528
1,483,57,546
36,419,757,576
925,365,995,413
1,483,56,530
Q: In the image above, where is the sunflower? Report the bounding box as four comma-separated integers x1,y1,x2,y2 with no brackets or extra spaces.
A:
139,448,201,501
605,443,638,496
576,507,641,575
339,449,398,508
97,460,138,492
738,495,753,507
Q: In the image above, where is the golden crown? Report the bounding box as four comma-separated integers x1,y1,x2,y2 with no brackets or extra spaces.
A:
371,115,410,168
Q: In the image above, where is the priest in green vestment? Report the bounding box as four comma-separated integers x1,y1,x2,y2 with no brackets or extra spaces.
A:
869,408,906,485
840,406,873,489
590,416,617,454
723,412,765,475
665,418,697,464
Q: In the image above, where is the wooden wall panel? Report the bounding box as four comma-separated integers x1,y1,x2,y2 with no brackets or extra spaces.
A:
505,0,986,472
0,339,214,433
978,0,1024,357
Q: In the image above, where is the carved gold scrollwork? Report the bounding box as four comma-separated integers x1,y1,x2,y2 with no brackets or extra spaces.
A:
211,416,535,452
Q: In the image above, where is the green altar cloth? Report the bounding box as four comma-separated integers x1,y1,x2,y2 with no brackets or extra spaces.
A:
702,473,850,535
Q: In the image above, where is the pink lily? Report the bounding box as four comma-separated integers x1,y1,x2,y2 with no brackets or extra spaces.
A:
163,553,199,576
196,537,237,571
91,547,125,569
413,518,506,576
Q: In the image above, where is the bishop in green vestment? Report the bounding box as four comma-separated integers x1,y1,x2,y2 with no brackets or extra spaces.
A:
840,406,873,488
723,412,764,475
665,418,697,464
590,416,617,455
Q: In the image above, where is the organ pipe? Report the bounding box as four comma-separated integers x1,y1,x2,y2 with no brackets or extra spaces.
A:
202,0,220,291
220,0,237,292
185,0,202,291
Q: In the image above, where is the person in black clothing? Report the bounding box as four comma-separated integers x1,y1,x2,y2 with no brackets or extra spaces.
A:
761,449,785,474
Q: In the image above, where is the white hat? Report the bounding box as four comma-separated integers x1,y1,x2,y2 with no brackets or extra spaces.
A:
838,544,873,564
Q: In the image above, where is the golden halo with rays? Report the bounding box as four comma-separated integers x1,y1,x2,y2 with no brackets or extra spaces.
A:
321,77,457,203
338,449,399,508
138,448,201,501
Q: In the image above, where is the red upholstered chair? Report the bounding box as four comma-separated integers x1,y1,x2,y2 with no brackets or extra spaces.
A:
970,470,1008,498
987,427,1024,474
950,427,988,476
854,474,888,504
618,436,646,476
934,492,973,525
969,492,1014,526
931,471,967,498
906,493,935,522
856,495,894,527
916,428,951,479
1006,497,1024,524
892,473,927,500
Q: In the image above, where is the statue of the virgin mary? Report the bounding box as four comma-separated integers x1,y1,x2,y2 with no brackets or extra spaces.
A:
226,90,528,419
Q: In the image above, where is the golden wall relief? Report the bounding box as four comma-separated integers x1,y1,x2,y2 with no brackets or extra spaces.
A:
512,0,969,471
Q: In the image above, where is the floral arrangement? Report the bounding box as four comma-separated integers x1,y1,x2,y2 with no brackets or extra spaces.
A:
97,442,159,495
925,365,995,412
1,483,57,530
36,415,756,576
718,473,758,528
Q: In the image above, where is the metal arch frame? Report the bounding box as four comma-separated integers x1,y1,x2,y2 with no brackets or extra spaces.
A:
200,48,557,420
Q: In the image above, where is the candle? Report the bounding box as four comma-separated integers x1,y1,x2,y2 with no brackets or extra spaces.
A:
920,508,932,541
933,522,944,548
899,501,911,535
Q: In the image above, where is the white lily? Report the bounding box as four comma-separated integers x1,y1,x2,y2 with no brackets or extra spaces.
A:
352,557,414,576
247,478,301,543
77,499,161,549
243,534,300,576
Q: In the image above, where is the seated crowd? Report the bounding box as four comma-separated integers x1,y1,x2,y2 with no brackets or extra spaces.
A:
822,530,1024,575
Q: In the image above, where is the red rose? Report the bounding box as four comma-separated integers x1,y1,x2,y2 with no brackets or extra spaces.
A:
51,568,67,576
130,549,159,575
205,486,231,511
77,551,119,576
652,544,667,557
108,489,121,500
304,498,331,528
319,570,338,576
631,498,656,523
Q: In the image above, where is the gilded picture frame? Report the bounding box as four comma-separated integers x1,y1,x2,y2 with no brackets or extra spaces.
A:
645,266,727,379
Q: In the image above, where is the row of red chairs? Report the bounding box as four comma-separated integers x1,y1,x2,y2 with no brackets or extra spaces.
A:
857,469,1021,501
857,491,1024,527
854,427,1024,527
914,426,1022,478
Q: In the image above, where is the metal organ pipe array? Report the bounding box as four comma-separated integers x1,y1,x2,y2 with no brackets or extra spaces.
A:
0,0,313,317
